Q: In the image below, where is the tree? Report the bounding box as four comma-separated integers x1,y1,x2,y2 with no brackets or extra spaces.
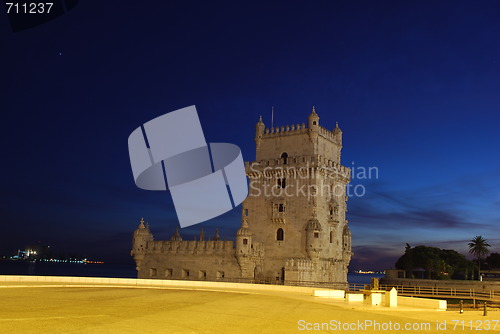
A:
485,253,500,269
395,245,471,279
468,235,491,280
403,243,414,278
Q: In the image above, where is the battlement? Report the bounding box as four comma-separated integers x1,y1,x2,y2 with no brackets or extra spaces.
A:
317,125,340,143
262,123,308,137
245,155,351,179
146,240,235,256
262,124,339,143
285,258,314,270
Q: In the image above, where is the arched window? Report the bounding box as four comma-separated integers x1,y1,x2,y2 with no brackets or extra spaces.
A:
277,178,286,189
276,228,284,241
281,152,288,164
330,231,333,243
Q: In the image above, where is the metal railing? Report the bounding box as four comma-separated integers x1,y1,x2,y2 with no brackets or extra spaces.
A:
164,277,500,307
372,284,500,307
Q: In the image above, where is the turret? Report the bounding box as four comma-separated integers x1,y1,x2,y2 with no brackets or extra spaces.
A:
305,204,322,262
308,106,319,129
333,121,342,163
306,217,322,262
131,218,153,271
308,106,319,146
342,224,352,260
236,213,255,279
255,115,265,148
333,121,342,144
236,218,252,257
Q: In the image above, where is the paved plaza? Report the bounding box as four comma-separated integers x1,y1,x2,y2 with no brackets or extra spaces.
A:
1,281,498,333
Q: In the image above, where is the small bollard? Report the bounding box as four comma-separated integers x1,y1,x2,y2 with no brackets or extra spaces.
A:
483,302,488,316
459,300,464,314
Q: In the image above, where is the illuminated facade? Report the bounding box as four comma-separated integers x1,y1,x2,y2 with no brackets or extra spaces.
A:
132,108,352,285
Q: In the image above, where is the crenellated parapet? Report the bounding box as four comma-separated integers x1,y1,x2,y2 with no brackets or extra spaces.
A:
317,125,341,144
262,123,308,137
261,124,340,142
145,239,235,256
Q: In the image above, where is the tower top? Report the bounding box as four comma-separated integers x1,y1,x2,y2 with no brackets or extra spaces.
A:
237,218,251,236
334,121,342,134
138,218,145,229
309,106,319,119
308,106,320,128
241,217,249,229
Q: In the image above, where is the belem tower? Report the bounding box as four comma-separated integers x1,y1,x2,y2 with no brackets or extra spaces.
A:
131,107,353,285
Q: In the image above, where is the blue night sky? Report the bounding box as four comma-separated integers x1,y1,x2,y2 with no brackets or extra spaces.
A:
1,1,499,270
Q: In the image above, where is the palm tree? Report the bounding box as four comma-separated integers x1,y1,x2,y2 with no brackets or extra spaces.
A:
468,236,491,280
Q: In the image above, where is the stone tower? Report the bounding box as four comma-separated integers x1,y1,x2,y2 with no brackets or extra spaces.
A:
244,107,352,283
131,108,352,286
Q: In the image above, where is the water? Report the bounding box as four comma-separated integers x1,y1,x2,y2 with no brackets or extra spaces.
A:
0,261,384,285
0,260,137,278
347,273,385,285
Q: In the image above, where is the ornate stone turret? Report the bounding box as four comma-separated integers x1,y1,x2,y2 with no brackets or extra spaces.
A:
236,218,252,256
255,115,265,148
131,218,153,271
308,106,319,128
199,228,205,241
213,228,220,241
236,216,255,278
333,121,342,163
308,106,319,146
306,207,322,262
333,121,342,142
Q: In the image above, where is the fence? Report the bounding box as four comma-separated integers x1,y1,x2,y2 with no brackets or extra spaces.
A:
376,284,500,308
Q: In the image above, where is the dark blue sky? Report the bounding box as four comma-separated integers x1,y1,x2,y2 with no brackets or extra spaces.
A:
1,1,499,270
